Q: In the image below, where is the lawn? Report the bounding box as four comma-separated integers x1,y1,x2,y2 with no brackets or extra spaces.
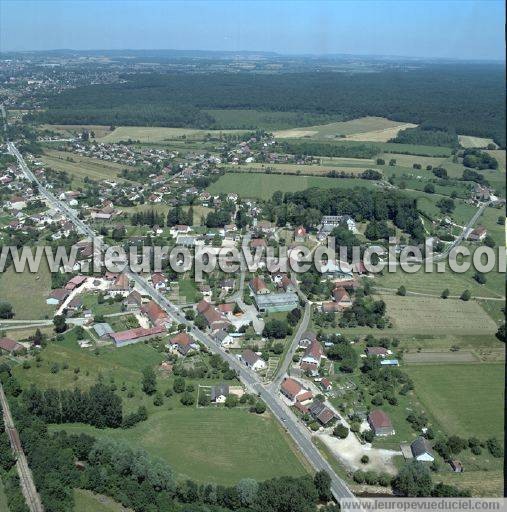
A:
74,489,130,512
207,173,376,200
177,278,201,302
81,292,124,316
40,149,129,183
0,258,54,320
380,294,497,335
55,407,308,485
405,363,504,439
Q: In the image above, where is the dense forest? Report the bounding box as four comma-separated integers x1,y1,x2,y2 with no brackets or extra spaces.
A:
30,64,506,146
390,125,459,147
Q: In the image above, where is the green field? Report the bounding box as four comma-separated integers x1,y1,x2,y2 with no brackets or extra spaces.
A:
405,363,504,439
40,149,128,183
380,294,497,335
14,334,308,485
100,126,246,143
207,173,377,199
74,489,129,512
0,258,54,320
54,407,308,485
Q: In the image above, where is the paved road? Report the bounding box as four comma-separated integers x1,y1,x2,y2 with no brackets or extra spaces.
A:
8,141,356,503
0,383,44,512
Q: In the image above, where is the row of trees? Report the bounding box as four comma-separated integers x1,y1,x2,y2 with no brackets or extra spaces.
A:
22,382,123,428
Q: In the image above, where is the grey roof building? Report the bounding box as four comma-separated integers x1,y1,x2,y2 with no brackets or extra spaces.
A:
93,322,114,339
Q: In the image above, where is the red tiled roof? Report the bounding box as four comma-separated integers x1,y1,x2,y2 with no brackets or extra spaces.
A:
296,390,313,403
333,286,351,303
250,276,267,293
281,378,302,398
368,409,393,429
151,273,167,285
111,326,165,343
141,301,169,325
170,332,193,346
0,338,24,353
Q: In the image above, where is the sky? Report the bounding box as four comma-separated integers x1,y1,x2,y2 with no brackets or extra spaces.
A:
0,0,505,61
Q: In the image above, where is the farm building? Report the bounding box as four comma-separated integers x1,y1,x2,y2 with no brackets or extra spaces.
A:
110,325,165,347
368,409,395,436
93,323,114,339
0,337,24,354
280,377,303,402
308,400,336,426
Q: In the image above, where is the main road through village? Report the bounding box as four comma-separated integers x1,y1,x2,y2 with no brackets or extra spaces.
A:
7,140,357,504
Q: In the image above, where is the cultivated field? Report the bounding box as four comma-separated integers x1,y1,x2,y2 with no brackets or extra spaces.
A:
458,135,497,149
225,162,372,176
405,363,504,439
100,126,245,143
403,350,480,364
274,116,416,141
0,258,54,319
40,149,128,183
381,295,497,335
207,173,377,199
41,124,113,139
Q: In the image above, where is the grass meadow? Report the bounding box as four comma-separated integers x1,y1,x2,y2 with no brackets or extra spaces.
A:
405,363,504,439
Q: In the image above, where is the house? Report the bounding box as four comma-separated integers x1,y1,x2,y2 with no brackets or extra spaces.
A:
308,400,336,426
368,409,395,436
321,302,341,313
220,279,235,292
301,339,324,369
296,390,313,404
169,331,199,356
321,378,332,391
218,303,235,315
249,276,270,295
151,273,168,290
411,437,434,462
332,286,352,308
111,325,165,348
321,215,357,233
279,275,296,292
254,292,299,314
449,460,463,473
250,238,267,250
141,300,170,328
210,383,230,403
65,275,87,291
46,288,69,305
213,329,234,348
0,337,24,354
280,377,302,402
93,323,114,340
294,225,307,242
196,300,230,332
468,226,487,241
365,346,389,357
66,296,83,312
299,330,317,348
241,349,267,371
110,273,130,297
124,290,143,310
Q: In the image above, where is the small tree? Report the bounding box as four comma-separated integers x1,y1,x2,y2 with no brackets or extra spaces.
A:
441,288,450,299
360,455,370,464
473,272,486,285
460,289,471,301
333,423,349,439
397,285,407,296
153,392,164,406
53,315,67,333
314,470,332,501
141,366,157,395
